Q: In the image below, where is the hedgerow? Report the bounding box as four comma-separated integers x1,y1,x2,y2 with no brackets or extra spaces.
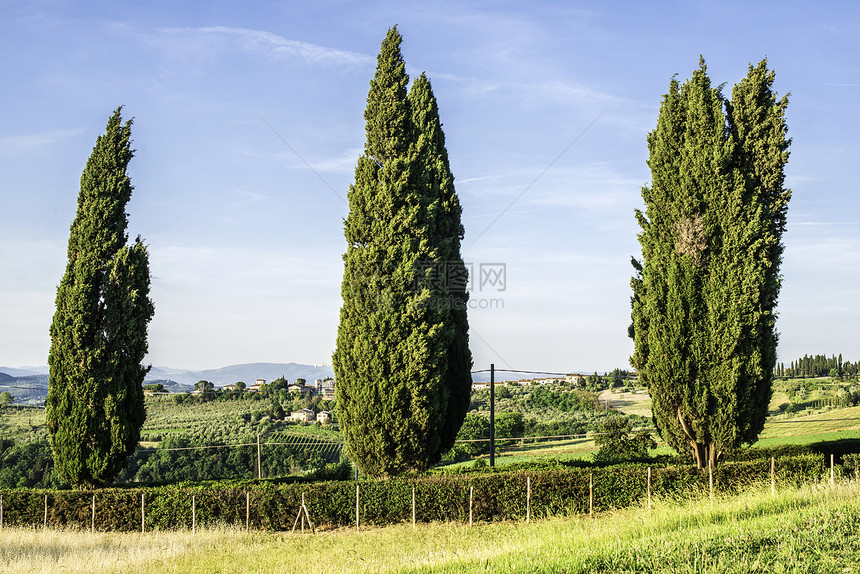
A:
0,453,834,531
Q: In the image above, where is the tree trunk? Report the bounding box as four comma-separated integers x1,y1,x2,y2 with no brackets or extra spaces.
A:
689,441,705,469
688,440,720,470
679,407,715,470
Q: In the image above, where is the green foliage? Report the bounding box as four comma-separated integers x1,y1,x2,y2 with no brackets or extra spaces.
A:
593,417,656,463
138,395,341,445
469,382,614,446
333,27,471,476
843,453,860,479
124,434,328,484
449,413,491,458
494,412,525,446
583,372,608,392
0,391,13,406
0,439,64,489
783,353,859,379
631,59,790,468
526,386,599,412
194,380,215,394
0,453,831,530
47,107,154,488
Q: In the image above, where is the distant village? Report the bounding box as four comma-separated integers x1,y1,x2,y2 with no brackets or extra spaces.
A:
218,377,336,400
471,374,585,389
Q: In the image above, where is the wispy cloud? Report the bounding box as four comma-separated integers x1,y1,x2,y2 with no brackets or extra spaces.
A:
161,26,374,67
0,129,83,156
792,221,860,226
237,144,360,175
457,174,507,185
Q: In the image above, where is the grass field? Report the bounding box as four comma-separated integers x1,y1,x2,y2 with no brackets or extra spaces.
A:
4,481,859,573
752,404,860,448
598,387,653,418
0,406,47,442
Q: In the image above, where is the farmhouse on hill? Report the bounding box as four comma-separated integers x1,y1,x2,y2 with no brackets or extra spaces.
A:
291,408,316,423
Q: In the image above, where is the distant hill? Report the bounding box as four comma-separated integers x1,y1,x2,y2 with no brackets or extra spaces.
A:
142,379,194,394
0,373,49,405
145,362,336,387
0,366,49,377
0,362,336,403
0,362,587,403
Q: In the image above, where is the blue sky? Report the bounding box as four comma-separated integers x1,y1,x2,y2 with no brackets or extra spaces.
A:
1,0,858,373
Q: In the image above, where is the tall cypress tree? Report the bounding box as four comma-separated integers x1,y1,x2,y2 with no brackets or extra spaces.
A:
631,59,790,469
47,107,154,487
334,28,471,476
407,72,472,453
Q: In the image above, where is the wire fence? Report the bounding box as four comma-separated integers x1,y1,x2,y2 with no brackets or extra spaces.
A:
0,452,850,532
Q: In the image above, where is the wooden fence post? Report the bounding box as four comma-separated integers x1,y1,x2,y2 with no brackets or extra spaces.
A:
708,460,714,507
831,453,835,486
526,476,531,524
469,486,474,527
192,494,196,535
0,494,3,529
44,494,48,529
291,492,316,535
589,473,593,518
356,484,360,532
412,487,416,528
141,493,145,533
771,457,775,496
647,467,652,512
246,491,250,531
91,495,96,534
302,492,315,534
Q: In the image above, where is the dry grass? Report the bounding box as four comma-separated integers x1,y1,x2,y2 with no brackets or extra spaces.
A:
0,525,247,574
5,482,860,573
597,388,652,418
759,405,860,438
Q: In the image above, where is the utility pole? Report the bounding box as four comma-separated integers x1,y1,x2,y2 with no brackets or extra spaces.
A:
490,363,495,467
256,433,262,479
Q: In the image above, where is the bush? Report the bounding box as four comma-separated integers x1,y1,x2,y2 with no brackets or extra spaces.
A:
593,417,656,464
0,453,834,531
843,453,860,479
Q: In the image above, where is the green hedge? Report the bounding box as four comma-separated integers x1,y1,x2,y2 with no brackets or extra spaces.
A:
0,453,834,531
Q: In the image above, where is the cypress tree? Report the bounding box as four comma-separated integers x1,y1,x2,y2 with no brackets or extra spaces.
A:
631,59,790,469
47,107,154,487
333,28,471,476
407,72,472,454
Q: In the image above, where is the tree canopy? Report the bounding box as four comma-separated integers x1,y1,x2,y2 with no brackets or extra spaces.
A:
47,107,154,488
333,27,471,477
630,59,791,469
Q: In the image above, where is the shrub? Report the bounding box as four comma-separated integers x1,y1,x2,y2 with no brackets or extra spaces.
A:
0,452,834,531
593,417,656,463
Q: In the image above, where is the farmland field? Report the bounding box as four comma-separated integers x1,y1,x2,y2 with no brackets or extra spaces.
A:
597,387,652,418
